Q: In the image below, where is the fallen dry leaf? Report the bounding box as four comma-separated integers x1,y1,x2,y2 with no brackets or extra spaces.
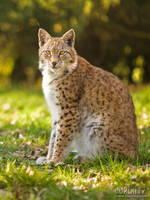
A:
11,119,17,125
3,103,11,111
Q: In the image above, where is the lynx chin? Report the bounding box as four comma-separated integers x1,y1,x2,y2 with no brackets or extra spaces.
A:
36,28,138,165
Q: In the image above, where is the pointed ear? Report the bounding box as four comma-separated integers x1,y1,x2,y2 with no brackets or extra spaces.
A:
38,28,51,47
62,29,75,47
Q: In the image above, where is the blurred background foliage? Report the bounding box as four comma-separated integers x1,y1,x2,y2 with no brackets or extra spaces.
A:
0,0,150,87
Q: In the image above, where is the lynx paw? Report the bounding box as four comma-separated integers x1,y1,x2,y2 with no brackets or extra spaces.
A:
36,157,50,165
36,157,64,166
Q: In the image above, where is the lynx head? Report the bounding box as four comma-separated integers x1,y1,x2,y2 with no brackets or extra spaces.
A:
38,28,77,78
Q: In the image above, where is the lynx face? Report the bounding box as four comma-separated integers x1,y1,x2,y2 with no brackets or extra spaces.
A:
38,29,77,78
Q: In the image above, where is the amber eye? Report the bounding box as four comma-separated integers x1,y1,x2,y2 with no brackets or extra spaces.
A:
46,50,51,56
60,51,65,55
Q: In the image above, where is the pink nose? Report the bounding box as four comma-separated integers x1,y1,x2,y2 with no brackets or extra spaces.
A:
52,61,57,68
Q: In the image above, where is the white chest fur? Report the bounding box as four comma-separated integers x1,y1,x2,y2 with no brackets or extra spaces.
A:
42,75,60,123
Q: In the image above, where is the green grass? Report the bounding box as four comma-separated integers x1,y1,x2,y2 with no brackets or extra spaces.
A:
0,85,150,200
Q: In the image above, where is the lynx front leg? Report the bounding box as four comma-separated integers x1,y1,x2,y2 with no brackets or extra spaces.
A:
47,126,57,160
36,123,57,165
50,111,80,164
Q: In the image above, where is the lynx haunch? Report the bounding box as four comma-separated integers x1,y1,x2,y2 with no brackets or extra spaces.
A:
36,28,138,165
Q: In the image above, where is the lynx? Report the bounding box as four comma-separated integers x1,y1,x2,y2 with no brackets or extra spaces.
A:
36,28,138,165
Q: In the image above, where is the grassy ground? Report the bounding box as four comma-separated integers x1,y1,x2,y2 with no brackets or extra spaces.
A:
0,85,150,200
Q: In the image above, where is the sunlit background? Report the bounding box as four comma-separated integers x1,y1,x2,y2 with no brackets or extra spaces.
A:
0,0,150,87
